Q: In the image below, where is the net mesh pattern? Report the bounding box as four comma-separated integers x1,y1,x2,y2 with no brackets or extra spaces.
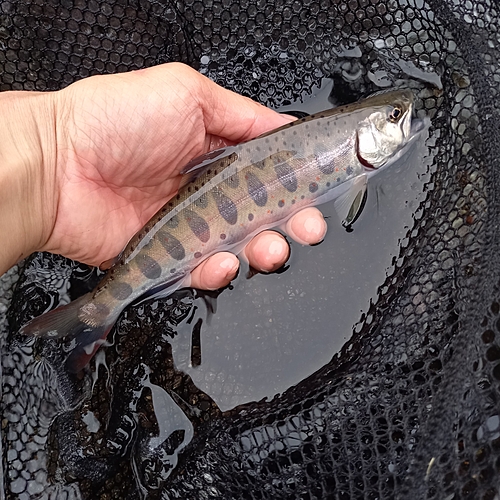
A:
1,0,500,498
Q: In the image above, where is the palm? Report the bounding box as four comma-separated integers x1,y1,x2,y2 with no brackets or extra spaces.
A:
47,65,263,266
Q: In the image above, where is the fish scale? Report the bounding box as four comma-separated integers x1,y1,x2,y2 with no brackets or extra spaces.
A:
20,90,420,372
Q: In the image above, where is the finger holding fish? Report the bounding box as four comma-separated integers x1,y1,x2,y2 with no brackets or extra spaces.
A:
191,208,326,287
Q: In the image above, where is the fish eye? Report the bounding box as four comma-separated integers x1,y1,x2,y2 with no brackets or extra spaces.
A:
389,107,402,122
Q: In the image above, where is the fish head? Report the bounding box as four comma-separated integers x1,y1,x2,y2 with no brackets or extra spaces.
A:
356,90,417,169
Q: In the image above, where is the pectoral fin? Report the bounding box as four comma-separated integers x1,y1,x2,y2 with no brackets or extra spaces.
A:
334,173,368,228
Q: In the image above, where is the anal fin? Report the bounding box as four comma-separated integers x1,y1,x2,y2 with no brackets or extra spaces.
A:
334,173,368,228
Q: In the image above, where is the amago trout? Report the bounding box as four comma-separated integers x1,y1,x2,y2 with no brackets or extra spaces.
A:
20,90,425,371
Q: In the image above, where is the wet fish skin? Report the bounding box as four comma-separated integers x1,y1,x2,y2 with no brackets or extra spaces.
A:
20,90,418,371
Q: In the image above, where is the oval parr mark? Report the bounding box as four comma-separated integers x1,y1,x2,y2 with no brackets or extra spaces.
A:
245,171,268,207
108,281,133,301
212,188,238,225
274,161,298,192
193,193,209,209
164,214,179,229
157,231,186,261
136,253,162,280
184,209,210,243
224,173,240,189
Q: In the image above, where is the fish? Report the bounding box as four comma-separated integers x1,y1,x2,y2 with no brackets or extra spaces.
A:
19,89,425,371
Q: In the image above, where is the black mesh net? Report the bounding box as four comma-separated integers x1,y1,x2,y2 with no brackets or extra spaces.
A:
1,0,500,498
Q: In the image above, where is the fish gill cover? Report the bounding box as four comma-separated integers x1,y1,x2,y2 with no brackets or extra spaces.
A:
0,0,499,499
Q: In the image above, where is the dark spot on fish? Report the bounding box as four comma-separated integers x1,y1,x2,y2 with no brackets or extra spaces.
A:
278,199,285,207
165,215,179,229
275,161,298,192
207,169,212,175
184,209,210,243
158,231,186,261
176,194,181,200
109,281,133,301
220,233,226,240
170,268,176,273
326,182,331,187
291,199,296,204
212,188,238,225
254,159,266,170
194,193,208,209
248,213,254,221
309,182,319,193
188,187,192,192
346,166,354,175
301,195,305,199
136,254,162,280
246,171,268,207
194,252,202,259
265,138,269,143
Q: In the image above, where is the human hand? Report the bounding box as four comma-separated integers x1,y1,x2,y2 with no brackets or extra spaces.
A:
0,63,327,288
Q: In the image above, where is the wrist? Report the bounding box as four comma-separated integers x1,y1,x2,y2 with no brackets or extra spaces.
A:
0,91,58,274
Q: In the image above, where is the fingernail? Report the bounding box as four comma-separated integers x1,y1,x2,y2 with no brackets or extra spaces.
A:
304,217,323,236
220,257,236,269
268,240,284,255
219,257,239,279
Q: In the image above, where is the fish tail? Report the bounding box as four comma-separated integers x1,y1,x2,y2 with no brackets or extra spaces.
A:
19,292,117,372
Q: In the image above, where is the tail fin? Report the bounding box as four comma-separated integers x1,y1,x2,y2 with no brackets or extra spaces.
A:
19,293,115,373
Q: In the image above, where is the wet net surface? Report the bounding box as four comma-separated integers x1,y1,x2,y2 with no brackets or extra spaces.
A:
1,0,500,498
